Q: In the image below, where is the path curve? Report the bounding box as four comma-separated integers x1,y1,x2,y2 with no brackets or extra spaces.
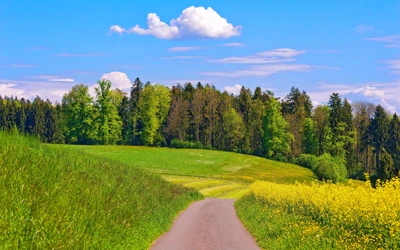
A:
150,198,260,250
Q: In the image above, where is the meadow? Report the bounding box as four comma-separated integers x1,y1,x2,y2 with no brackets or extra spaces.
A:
235,178,400,249
0,132,202,249
59,145,317,198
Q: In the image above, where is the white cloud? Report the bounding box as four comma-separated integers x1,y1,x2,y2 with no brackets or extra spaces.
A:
221,43,245,47
0,84,26,97
211,56,294,64
385,59,400,74
210,48,304,64
351,86,384,99
367,35,400,48
109,25,125,34
355,25,376,34
257,48,306,57
100,71,131,89
202,64,312,77
224,84,242,95
47,78,74,82
168,46,203,52
109,6,241,39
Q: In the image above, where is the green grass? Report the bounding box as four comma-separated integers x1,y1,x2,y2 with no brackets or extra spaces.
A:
235,194,341,250
57,145,317,198
0,132,202,249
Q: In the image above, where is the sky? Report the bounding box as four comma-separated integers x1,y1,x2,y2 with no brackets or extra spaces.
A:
1,0,400,112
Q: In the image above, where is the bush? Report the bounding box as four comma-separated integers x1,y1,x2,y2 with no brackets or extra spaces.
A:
313,153,347,183
296,154,318,170
169,139,206,150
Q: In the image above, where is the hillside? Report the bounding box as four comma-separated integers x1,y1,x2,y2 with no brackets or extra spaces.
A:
0,132,202,249
58,145,317,199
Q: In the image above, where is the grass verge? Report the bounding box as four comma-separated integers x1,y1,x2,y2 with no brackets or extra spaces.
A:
0,132,202,249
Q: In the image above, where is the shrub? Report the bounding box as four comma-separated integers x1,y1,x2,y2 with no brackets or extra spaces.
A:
296,154,318,170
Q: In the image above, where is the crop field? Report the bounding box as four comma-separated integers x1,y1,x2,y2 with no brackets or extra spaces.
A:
0,133,202,249
58,145,317,198
235,179,400,249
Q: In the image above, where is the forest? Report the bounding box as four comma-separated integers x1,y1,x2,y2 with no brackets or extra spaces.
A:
1,78,399,183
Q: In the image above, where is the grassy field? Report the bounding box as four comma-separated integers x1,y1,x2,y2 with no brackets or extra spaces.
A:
235,180,400,249
0,133,202,249
59,145,317,199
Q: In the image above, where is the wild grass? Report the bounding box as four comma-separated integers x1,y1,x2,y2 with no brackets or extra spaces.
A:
59,145,317,198
0,132,202,249
235,178,400,249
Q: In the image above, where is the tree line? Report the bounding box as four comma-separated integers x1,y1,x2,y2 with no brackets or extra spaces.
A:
1,78,399,182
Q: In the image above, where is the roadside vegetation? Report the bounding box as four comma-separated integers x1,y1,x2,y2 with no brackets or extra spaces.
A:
235,177,400,249
0,131,202,249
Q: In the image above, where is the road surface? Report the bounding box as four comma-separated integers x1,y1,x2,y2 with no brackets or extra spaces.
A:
150,198,260,250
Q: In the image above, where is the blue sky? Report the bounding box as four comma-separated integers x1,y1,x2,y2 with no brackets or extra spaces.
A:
1,0,400,112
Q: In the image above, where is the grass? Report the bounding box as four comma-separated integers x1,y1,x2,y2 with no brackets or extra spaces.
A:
235,179,400,249
57,145,317,199
0,132,202,249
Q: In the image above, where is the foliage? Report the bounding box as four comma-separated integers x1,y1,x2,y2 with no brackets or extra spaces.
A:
263,96,293,160
295,154,318,170
0,131,202,249
237,178,400,249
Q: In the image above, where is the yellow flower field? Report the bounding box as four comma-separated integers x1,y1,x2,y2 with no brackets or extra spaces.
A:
248,177,400,249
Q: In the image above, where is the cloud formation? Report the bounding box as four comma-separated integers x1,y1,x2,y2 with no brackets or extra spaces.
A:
221,43,245,47
210,48,305,64
100,71,131,89
224,84,242,95
109,6,241,39
202,64,312,77
355,25,376,34
47,78,74,82
367,35,400,48
385,59,400,74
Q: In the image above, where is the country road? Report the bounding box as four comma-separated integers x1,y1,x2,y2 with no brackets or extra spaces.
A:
150,198,260,250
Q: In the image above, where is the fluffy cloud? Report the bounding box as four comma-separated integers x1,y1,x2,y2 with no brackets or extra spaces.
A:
109,6,241,39
224,84,242,95
100,71,131,89
168,46,203,52
0,84,26,97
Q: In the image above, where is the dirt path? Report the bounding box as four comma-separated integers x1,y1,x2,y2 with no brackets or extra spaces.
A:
150,198,260,250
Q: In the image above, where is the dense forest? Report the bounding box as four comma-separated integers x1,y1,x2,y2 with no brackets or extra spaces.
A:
1,78,399,182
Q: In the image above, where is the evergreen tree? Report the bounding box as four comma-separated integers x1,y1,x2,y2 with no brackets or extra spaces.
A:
302,117,318,155
387,113,400,174
369,105,389,177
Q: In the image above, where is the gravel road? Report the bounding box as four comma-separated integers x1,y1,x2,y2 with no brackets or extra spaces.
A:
150,198,260,250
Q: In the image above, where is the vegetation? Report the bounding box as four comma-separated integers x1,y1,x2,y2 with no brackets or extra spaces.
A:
0,131,202,249
236,177,400,249
2,78,399,183
57,145,316,198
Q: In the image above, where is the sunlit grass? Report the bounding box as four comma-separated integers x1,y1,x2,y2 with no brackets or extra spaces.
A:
0,132,202,249
58,145,317,199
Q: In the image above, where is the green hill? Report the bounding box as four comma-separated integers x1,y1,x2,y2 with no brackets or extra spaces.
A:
58,145,317,199
0,132,202,249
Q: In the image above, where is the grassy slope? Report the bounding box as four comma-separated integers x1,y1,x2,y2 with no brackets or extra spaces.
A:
0,133,202,249
59,145,317,198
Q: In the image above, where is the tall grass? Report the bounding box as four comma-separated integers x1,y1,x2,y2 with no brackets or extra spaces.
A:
0,131,202,249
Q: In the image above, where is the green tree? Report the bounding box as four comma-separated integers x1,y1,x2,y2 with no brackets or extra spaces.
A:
222,108,245,152
302,117,318,155
94,79,122,145
263,96,293,160
62,84,97,144
369,105,389,177
387,113,400,174
140,84,171,146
